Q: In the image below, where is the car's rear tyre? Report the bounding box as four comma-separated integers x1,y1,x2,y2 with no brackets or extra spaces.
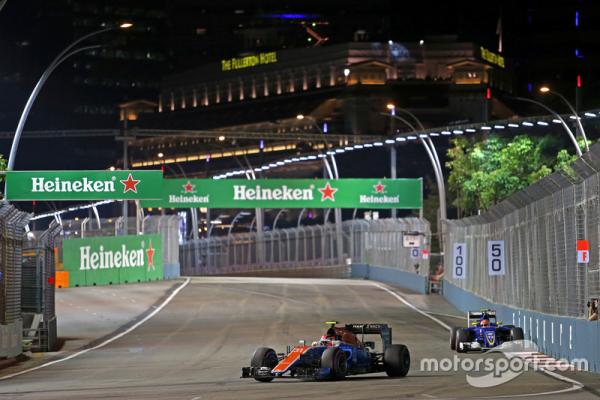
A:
510,327,524,341
250,347,278,382
450,327,460,350
383,344,410,377
456,328,472,353
321,347,347,379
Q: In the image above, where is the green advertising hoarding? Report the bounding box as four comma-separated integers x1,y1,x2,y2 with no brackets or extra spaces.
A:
141,178,422,209
62,234,163,287
6,170,163,201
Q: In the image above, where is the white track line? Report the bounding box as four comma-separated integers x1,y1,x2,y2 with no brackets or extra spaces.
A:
0,277,191,381
372,282,584,397
372,283,451,331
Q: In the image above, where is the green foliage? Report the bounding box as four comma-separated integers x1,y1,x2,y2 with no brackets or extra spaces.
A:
0,154,6,181
446,134,582,216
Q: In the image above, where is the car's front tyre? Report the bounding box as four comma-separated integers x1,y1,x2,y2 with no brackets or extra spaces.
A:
321,347,348,379
450,327,460,350
456,328,472,353
250,347,278,382
510,327,524,341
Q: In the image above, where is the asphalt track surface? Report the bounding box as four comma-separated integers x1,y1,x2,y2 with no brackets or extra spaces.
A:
1,277,599,400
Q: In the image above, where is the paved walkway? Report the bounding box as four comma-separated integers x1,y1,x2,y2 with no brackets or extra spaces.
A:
1,280,182,374
55,280,183,353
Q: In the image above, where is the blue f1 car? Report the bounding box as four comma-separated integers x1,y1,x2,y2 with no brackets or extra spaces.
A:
450,309,524,352
242,322,410,381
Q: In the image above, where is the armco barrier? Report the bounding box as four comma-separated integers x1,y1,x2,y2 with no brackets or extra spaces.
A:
443,281,600,373
351,264,428,294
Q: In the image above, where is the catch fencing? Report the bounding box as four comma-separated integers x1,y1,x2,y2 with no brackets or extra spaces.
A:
180,218,430,276
444,142,600,318
22,221,62,351
0,203,30,357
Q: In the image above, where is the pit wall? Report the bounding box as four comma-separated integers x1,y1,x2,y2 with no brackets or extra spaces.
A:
351,264,600,373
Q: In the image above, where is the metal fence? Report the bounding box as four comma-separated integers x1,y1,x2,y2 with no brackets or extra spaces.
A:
0,203,30,357
180,218,430,276
22,222,62,352
444,142,600,318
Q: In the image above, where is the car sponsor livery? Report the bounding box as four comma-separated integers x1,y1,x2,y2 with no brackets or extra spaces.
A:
451,309,524,353
242,322,410,381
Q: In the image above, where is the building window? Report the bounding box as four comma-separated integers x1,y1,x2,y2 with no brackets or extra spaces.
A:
302,69,308,91
276,74,282,94
263,75,269,96
330,65,335,86
288,72,295,93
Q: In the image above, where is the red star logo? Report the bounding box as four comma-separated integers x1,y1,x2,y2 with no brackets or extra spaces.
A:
146,240,155,270
182,180,195,193
374,181,386,193
318,182,338,201
120,173,140,193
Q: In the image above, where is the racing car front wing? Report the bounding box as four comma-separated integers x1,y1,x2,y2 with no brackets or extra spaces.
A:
241,366,325,380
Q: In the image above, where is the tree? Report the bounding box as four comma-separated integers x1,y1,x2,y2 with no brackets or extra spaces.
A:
446,135,562,215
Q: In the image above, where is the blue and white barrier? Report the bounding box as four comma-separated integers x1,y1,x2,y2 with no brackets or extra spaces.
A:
352,264,600,373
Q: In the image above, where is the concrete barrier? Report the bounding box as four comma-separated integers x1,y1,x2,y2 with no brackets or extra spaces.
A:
351,264,428,294
163,263,181,279
443,281,600,373
352,264,600,373
0,320,22,358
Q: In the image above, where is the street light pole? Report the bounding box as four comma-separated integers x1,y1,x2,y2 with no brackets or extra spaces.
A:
512,96,582,157
384,110,447,253
539,87,589,152
387,104,397,219
8,23,132,171
297,113,343,263
272,209,287,230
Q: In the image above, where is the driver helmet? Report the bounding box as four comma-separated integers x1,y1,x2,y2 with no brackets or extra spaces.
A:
480,318,490,327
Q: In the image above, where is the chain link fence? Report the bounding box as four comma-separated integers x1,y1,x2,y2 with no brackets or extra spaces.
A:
181,218,430,276
0,203,30,357
444,142,600,318
22,222,62,352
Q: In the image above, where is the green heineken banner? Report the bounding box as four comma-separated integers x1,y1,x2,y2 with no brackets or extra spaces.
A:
141,178,422,209
61,234,163,287
5,170,163,201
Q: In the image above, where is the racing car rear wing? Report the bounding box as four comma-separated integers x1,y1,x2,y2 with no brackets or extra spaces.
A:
467,310,496,325
345,323,392,351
